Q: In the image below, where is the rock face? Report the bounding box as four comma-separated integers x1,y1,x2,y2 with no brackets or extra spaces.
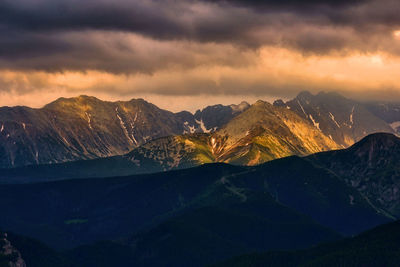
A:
284,91,394,147
193,101,250,132
0,233,26,267
364,101,400,134
0,96,247,168
212,100,339,165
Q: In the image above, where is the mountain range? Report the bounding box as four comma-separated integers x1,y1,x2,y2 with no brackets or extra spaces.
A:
123,92,399,172
0,96,249,168
1,91,399,183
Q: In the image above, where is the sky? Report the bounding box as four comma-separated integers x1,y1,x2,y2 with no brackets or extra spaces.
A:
0,0,400,112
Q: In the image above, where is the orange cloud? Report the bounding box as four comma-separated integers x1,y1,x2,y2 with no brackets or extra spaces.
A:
1,46,400,111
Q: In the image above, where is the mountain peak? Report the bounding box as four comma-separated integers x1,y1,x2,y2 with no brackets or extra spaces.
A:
66,95,100,102
352,132,400,149
45,95,102,108
77,94,96,100
296,91,313,100
273,99,286,107
254,100,269,106
126,98,148,104
230,101,250,113
348,133,400,159
296,91,346,101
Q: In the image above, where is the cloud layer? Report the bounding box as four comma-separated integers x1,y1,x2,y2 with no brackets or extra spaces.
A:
0,0,400,109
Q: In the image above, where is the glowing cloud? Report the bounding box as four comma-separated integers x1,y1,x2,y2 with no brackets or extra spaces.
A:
0,0,400,110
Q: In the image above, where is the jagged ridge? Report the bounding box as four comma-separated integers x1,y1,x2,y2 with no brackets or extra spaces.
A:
0,96,248,168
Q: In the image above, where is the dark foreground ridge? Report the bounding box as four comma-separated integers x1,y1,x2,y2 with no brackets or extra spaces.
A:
213,220,400,267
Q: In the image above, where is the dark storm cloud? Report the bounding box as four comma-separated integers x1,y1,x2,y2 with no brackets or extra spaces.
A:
0,0,363,39
0,29,259,74
204,0,368,9
0,0,399,73
0,0,269,45
0,0,189,38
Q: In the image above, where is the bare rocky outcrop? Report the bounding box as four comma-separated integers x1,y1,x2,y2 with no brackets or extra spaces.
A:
0,233,26,267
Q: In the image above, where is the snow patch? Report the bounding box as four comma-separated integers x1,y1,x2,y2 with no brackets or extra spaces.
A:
183,121,196,134
61,136,70,146
349,106,355,127
308,114,321,131
188,125,196,134
129,120,138,144
85,112,93,130
329,112,341,128
297,100,307,116
195,119,211,133
116,107,136,144
211,137,216,148
131,134,138,145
